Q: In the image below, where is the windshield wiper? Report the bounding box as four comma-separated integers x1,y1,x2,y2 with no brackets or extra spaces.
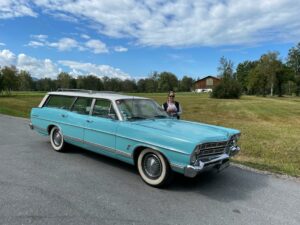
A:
153,115,168,119
128,116,148,121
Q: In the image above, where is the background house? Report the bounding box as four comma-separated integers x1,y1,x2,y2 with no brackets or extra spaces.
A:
194,76,220,92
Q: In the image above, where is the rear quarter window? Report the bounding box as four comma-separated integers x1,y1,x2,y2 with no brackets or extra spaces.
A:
45,95,75,110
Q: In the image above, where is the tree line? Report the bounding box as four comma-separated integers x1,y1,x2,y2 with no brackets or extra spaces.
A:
0,42,299,97
0,67,194,94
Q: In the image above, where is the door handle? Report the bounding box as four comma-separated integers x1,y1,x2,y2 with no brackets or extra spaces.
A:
61,114,68,118
86,119,93,123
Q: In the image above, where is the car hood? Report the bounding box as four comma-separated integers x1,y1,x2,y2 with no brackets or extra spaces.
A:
131,119,239,144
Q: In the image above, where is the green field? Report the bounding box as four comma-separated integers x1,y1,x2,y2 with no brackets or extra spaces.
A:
1,92,300,177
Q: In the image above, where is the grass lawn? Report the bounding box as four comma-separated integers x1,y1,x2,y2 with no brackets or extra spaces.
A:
1,91,300,177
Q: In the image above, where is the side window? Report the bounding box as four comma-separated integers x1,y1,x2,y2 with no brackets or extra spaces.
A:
71,97,93,115
45,95,75,110
92,99,116,119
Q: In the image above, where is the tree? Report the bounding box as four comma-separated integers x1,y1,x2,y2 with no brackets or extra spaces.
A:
76,75,103,90
0,68,3,93
179,76,194,91
157,72,178,92
218,56,234,80
17,70,33,91
236,60,258,94
287,42,300,96
211,57,242,99
121,79,137,92
1,66,19,94
56,72,73,89
35,78,56,91
275,64,293,97
248,52,281,96
137,79,146,92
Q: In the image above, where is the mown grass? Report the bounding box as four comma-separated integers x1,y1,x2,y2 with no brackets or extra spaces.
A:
1,91,300,177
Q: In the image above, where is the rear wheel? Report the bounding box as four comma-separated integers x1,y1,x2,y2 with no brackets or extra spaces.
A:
137,148,172,187
50,126,65,152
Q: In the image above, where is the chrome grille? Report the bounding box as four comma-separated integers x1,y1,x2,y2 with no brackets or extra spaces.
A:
197,141,228,159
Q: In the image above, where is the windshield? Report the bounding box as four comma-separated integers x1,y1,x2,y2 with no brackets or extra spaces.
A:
116,98,169,121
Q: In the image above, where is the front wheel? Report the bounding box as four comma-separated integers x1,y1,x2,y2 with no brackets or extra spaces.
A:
50,126,65,152
137,149,172,187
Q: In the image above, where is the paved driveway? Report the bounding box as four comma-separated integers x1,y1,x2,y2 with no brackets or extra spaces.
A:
0,115,299,225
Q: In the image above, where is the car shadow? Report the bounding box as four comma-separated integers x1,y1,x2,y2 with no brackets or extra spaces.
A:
64,144,139,175
64,143,268,203
168,166,269,203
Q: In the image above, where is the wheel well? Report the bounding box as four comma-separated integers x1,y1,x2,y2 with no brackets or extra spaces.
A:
47,125,56,134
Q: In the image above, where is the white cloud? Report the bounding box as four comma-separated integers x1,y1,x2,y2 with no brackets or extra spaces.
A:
81,34,90,39
0,49,16,66
27,35,109,53
27,41,45,47
48,37,79,51
0,49,60,78
0,42,5,46
59,60,130,80
0,0,37,19
0,49,131,79
31,34,48,41
114,46,128,52
32,0,300,47
17,53,60,78
85,39,108,54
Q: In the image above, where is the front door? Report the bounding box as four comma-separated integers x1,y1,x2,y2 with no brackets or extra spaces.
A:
84,98,119,156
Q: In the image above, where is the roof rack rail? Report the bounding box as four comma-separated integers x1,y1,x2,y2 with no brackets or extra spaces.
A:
56,88,121,94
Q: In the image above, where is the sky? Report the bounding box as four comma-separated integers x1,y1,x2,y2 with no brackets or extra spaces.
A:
0,0,299,80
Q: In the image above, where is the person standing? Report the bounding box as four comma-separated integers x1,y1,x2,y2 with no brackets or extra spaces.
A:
162,91,182,119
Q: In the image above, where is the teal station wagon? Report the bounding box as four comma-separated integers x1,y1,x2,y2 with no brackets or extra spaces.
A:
30,89,241,187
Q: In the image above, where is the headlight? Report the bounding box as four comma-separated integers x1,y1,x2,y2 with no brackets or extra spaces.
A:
230,133,241,147
190,146,201,164
191,153,197,164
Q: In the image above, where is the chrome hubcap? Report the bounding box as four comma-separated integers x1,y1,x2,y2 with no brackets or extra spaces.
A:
142,153,162,179
53,129,62,146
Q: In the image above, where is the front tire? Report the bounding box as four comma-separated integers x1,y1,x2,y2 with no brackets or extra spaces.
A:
137,149,172,187
50,126,65,152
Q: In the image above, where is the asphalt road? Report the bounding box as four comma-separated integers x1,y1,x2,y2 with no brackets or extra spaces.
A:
0,115,299,225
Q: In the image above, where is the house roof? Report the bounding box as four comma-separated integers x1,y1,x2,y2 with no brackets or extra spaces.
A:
194,75,220,83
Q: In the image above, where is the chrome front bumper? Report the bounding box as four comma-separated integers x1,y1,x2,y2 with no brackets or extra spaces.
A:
184,146,240,178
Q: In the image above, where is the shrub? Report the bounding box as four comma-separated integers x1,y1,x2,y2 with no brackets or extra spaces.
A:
211,79,242,99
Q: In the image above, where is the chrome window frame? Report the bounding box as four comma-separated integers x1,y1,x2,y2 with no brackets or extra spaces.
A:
91,98,121,121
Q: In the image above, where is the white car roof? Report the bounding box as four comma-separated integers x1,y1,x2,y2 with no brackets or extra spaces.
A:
47,91,149,101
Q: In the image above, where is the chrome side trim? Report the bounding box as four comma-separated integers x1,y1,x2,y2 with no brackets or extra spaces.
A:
115,149,132,158
85,140,116,154
64,135,132,159
64,135,84,143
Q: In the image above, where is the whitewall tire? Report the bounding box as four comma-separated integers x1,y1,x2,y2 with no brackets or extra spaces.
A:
137,148,172,187
50,126,65,152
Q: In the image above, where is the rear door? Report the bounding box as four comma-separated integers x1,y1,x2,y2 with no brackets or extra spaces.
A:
66,97,93,143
